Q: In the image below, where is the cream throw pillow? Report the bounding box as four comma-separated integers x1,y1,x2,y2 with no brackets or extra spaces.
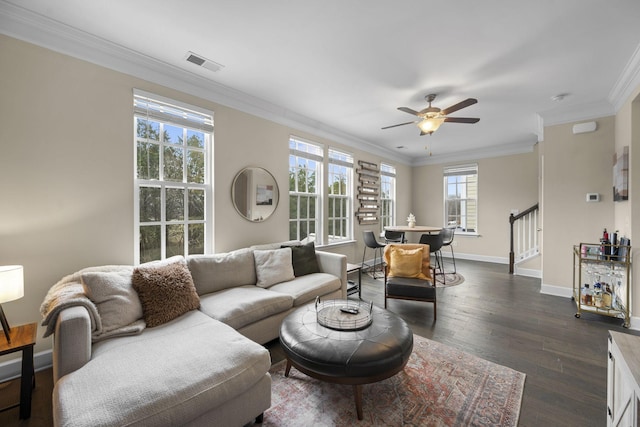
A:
389,246,428,280
254,248,295,288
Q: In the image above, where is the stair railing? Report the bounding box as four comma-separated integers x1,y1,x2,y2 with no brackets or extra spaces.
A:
509,203,539,274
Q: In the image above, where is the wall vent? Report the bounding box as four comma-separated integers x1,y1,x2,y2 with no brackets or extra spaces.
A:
185,51,224,73
572,121,597,134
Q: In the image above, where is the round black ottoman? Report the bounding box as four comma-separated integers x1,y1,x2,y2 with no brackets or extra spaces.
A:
279,302,413,420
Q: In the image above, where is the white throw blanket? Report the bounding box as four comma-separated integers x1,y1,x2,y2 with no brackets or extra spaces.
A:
40,265,145,341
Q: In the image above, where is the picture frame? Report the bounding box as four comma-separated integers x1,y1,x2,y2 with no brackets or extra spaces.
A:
256,184,274,206
613,146,629,202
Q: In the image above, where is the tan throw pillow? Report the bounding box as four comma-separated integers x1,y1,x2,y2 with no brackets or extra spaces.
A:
82,269,142,333
254,248,295,288
132,257,200,328
389,246,428,279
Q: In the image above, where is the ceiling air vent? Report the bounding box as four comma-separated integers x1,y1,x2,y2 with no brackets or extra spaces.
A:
185,51,224,73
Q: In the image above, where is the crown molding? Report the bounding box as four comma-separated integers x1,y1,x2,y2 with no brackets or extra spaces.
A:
0,1,412,165
539,42,640,127
411,138,536,167
609,42,640,111
4,1,638,167
537,100,615,128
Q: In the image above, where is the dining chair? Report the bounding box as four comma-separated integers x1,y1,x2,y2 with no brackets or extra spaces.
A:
383,243,436,321
362,230,386,279
384,230,405,244
419,232,445,284
440,226,457,274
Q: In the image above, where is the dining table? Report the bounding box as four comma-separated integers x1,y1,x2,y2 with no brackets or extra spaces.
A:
384,225,442,243
385,225,442,234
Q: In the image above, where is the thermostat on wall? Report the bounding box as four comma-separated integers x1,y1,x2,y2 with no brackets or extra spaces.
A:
586,193,600,202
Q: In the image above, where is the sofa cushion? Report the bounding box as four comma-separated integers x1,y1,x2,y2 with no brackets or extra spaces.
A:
81,269,142,333
199,286,293,329
253,248,295,288
132,257,200,327
55,310,271,427
187,248,256,295
268,272,341,306
282,242,320,277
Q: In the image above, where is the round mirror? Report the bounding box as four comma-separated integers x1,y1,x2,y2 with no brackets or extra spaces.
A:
231,167,279,222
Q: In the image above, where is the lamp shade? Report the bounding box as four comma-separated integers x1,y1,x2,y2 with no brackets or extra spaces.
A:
0,265,24,304
418,117,445,134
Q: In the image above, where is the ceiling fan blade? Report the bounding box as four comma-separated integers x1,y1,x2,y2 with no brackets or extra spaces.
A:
444,117,480,124
397,107,421,116
441,98,477,116
381,120,417,130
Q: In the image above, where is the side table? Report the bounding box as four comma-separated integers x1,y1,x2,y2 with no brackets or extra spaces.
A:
0,322,37,419
346,263,362,299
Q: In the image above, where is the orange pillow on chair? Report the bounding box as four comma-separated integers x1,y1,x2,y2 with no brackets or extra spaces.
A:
388,246,429,280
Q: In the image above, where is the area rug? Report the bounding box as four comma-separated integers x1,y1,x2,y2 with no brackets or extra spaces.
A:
261,334,524,427
434,272,465,287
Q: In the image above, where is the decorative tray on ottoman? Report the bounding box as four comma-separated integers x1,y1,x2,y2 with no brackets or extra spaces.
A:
314,297,374,331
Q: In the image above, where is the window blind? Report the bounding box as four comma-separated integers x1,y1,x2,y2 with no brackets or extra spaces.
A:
134,90,213,133
380,163,396,177
444,164,478,177
328,148,354,168
289,136,324,162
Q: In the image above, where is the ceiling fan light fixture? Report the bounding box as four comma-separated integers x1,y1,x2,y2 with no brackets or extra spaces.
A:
417,117,445,134
382,94,478,136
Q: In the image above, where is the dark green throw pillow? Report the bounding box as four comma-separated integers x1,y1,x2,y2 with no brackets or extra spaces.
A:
282,242,320,277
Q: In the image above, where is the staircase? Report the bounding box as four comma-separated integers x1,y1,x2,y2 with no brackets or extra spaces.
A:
509,203,539,274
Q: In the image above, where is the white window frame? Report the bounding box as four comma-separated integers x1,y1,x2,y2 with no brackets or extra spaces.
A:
443,164,478,235
289,136,323,243
380,163,397,233
133,89,213,264
327,148,353,244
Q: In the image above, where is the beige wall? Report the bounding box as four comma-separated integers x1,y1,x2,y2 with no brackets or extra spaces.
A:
411,150,538,260
613,85,640,319
0,35,410,360
4,31,635,367
540,116,615,290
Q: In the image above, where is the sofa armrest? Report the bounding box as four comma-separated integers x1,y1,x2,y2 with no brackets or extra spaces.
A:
53,306,92,383
316,251,347,299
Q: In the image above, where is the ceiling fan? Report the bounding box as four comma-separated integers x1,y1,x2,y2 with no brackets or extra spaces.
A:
382,94,479,135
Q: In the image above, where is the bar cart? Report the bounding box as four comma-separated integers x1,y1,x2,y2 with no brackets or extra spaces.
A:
572,242,632,327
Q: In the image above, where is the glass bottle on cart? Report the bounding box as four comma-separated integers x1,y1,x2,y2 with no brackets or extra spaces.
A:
573,240,631,328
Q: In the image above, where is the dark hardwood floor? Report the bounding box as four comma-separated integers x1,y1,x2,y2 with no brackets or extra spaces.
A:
1,259,636,426
341,259,637,427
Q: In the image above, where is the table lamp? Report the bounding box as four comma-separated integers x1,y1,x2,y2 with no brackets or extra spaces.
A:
0,265,24,342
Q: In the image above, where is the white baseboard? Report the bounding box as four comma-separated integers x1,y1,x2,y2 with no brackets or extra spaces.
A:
0,349,52,382
442,252,509,265
540,283,573,298
514,267,542,278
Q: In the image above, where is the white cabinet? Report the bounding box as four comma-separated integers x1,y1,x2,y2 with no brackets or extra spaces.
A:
608,331,640,426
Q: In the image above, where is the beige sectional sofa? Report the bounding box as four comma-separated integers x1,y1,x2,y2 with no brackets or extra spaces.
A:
46,241,347,427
